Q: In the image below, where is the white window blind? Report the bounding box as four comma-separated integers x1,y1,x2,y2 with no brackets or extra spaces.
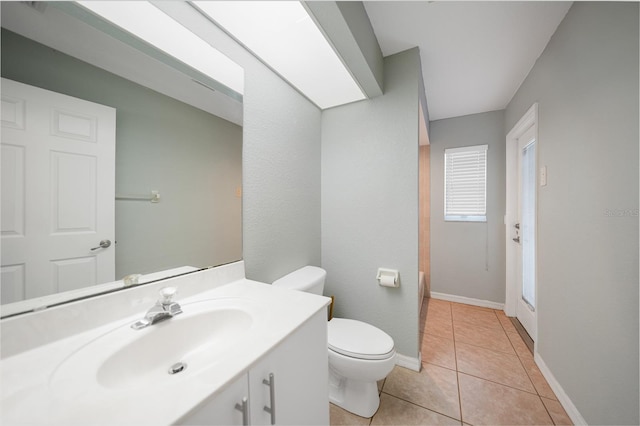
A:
444,144,488,222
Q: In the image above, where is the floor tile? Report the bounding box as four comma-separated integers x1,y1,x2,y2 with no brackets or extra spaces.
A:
330,403,371,425
519,355,557,400
453,321,515,354
451,302,500,323
427,298,452,314
383,364,460,420
427,303,453,318
362,299,574,426
509,318,535,354
450,301,494,311
496,311,518,333
507,330,535,360
424,301,452,325
458,373,553,425
455,342,536,393
371,393,461,425
421,333,456,370
424,313,454,339
541,397,573,425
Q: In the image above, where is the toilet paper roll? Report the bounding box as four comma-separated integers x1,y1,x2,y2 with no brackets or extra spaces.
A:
379,275,397,287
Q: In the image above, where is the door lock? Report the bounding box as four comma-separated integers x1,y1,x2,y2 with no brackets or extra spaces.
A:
90,239,111,251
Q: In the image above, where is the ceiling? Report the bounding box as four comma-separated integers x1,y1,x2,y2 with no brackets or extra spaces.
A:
363,1,572,121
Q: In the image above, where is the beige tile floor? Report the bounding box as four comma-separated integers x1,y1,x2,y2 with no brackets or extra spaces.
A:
330,298,573,425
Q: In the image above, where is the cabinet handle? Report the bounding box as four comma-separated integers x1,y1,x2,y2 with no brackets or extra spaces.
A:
234,397,249,426
262,373,276,425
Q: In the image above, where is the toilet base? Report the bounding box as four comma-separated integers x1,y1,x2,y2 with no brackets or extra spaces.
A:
329,369,381,418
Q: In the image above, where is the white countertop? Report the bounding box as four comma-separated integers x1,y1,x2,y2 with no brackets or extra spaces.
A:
0,279,330,425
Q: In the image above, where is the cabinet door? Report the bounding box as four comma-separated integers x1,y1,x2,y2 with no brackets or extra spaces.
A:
249,310,329,425
178,374,250,425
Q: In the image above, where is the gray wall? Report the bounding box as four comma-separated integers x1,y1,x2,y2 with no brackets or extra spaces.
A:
1,29,242,279
241,66,322,282
504,3,639,424
321,48,420,358
430,111,506,303
151,2,323,284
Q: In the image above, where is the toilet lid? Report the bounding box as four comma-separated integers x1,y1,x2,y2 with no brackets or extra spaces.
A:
328,318,395,360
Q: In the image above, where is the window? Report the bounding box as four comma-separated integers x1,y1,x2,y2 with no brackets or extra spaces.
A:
444,144,488,222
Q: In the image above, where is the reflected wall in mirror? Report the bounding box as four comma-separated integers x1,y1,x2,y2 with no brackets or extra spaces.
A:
0,2,243,315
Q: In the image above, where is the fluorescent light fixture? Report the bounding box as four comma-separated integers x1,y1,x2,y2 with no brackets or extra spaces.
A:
194,1,366,109
77,1,244,95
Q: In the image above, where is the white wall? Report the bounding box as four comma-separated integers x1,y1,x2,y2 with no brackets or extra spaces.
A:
321,48,420,358
429,110,506,303
505,3,639,424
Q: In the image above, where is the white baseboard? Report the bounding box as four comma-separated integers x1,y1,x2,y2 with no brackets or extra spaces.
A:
395,352,421,372
430,292,505,311
534,352,587,425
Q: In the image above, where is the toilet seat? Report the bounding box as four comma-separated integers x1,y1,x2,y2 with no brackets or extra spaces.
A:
328,318,395,360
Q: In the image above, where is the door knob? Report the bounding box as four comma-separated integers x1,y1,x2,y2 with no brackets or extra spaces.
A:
90,239,111,251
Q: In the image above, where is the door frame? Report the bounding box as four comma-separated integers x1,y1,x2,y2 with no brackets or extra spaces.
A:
505,103,538,342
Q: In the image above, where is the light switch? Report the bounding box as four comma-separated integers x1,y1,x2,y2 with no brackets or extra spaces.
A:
539,166,547,186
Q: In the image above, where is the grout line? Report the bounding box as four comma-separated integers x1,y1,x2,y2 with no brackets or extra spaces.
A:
457,370,541,397
379,391,463,424
455,307,539,422
538,395,559,426
453,338,518,356
500,314,546,400
427,302,560,426
449,301,464,425
422,360,457,372
509,317,534,353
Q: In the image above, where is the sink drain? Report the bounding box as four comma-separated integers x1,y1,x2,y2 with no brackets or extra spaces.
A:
168,362,187,375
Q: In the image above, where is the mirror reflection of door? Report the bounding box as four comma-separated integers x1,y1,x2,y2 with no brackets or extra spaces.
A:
515,125,537,340
1,78,116,304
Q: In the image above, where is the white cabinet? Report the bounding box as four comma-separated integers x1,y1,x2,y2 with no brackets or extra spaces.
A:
180,375,250,425
249,309,328,425
178,310,329,425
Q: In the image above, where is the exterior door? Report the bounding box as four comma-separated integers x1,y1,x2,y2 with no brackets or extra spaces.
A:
514,125,537,339
1,78,116,304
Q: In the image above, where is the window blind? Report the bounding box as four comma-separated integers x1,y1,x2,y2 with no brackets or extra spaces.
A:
444,144,488,222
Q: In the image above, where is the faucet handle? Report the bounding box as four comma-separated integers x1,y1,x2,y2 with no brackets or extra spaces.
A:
159,287,177,305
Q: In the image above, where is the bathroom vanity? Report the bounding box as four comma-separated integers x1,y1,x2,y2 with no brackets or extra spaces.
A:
0,262,331,425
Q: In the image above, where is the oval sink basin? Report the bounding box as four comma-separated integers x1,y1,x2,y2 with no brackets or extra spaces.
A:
50,297,267,395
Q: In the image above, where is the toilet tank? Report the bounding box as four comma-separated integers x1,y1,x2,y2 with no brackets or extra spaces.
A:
272,266,326,295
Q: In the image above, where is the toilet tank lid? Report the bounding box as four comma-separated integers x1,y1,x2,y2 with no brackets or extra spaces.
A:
272,266,326,291
328,318,395,360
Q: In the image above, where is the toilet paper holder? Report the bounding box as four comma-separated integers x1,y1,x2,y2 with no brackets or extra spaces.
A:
377,268,400,288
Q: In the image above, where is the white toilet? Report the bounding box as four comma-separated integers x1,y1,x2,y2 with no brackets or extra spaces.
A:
272,266,396,418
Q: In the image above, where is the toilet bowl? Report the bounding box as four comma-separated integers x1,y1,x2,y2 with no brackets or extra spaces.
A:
272,266,396,418
327,318,396,417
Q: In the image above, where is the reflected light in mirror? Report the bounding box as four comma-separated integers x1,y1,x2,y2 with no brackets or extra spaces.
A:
77,1,244,95
194,1,366,109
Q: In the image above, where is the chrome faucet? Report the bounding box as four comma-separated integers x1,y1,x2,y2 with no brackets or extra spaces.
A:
131,287,182,330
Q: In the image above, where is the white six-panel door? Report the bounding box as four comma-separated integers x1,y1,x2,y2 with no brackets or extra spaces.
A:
1,78,116,304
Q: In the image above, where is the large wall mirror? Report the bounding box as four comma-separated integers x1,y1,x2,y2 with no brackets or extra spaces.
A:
1,2,243,317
